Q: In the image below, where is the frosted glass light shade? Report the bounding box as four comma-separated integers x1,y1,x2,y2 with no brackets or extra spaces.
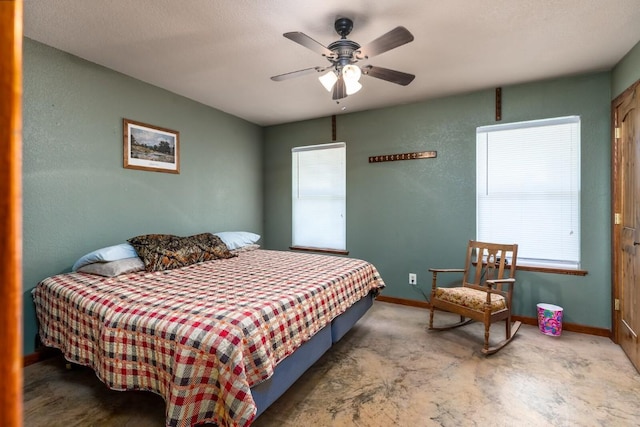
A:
342,64,362,95
342,64,362,82
345,80,362,95
318,71,338,92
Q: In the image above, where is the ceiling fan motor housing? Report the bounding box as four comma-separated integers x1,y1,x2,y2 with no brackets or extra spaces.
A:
328,39,361,68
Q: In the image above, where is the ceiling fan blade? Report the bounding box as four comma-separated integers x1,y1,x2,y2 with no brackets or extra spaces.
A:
361,65,415,86
355,27,414,60
271,66,326,81
284,32,336,58
333,75,347,100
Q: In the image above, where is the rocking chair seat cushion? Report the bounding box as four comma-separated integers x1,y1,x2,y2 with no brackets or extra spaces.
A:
435,287,506,313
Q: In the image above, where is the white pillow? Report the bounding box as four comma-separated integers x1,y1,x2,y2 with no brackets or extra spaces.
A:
230,244,260,254
72,243,138,271
77,257,145,277
214,231,260,250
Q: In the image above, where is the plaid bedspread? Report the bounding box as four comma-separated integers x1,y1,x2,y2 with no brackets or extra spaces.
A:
33,249,385,427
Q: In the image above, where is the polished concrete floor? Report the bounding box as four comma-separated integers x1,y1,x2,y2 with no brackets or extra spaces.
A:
23,302,640,426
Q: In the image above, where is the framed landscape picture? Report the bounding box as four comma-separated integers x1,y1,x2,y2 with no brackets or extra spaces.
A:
123,119,180,174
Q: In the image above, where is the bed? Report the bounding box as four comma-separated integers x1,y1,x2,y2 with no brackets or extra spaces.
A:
32,235,385,427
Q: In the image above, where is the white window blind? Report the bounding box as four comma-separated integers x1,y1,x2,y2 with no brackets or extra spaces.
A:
476,116,581,268
292,142,346,250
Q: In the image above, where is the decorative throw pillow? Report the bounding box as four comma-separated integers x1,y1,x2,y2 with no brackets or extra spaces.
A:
77,257,145,277
127,233,235,272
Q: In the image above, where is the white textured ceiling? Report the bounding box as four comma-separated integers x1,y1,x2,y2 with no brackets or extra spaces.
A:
23,0,640,126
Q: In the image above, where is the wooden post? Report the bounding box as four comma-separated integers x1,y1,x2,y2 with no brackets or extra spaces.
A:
0,1,24,426
495,87,502,121
331,115,336,141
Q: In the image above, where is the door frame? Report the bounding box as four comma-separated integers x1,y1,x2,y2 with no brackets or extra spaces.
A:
0,0,23,426
611,78,640,344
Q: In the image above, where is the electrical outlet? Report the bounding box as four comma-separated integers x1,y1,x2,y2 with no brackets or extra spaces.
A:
409,273,417,285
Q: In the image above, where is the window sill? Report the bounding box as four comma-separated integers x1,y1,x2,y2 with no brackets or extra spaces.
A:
516,264,588,276
289,246,349,256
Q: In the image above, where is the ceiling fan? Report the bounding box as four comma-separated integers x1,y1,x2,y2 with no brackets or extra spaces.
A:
271,17,415,101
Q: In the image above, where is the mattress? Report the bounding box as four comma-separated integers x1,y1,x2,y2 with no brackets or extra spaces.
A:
33,249,385,427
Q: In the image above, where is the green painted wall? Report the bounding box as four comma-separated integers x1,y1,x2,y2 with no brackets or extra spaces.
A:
612,39,640,98
22,39,264,354
264,72,612,329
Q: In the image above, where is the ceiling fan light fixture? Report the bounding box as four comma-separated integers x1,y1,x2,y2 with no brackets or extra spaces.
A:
319,70,338,92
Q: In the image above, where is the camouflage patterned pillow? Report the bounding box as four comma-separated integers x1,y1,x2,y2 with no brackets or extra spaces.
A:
127,233,236,272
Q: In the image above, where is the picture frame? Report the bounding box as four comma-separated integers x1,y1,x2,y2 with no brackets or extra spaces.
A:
123,118,180,174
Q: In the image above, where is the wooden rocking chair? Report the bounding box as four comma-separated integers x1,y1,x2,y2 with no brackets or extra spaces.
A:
428,240,520,355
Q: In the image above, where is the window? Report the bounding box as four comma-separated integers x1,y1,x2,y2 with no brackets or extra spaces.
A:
292,142,346,251
476,116,581,269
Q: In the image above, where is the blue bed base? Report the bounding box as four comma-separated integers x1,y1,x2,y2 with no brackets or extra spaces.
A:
252,292,375,417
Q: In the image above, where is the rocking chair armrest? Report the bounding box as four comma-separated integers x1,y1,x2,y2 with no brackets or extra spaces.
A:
485,278,515,285
486,278,516,292
429,268,465,291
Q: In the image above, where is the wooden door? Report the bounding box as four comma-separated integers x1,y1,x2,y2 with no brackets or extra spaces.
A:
613,81,640,371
